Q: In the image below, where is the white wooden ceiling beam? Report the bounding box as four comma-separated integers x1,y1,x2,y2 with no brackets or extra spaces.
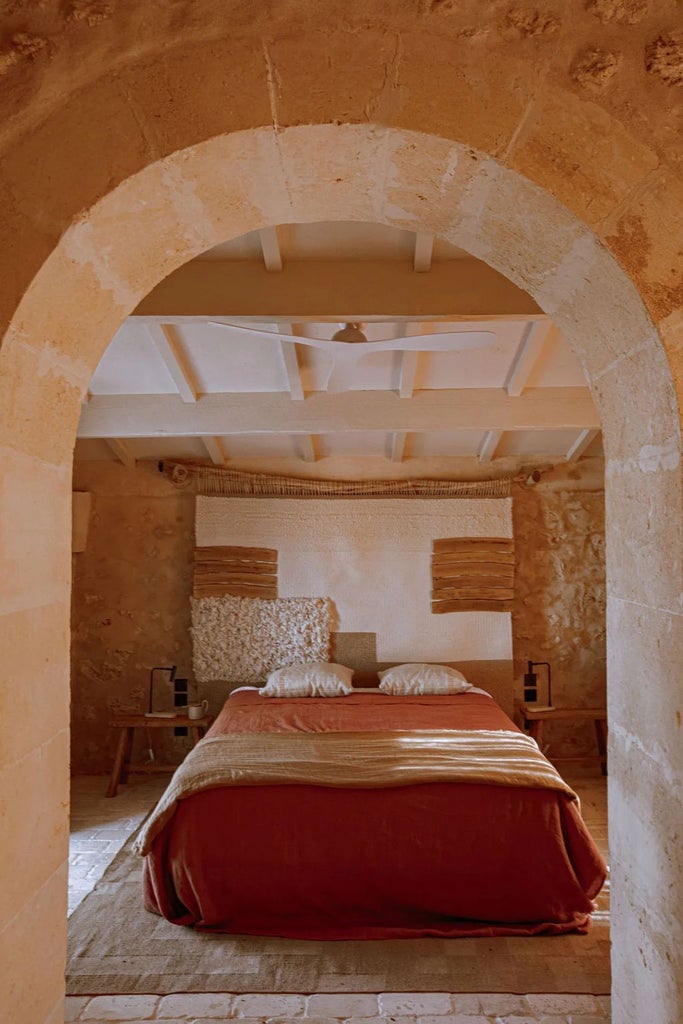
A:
259,227,283,272
413,232,434,273
79,387,600,438
296,435,319,462
565,428,600,462
398,349,419,399
278,331,305,401
202,437,226,465
105,439,136,468
505,321,552,397
132,258,543,320
388,431,408,463
478,430,503,463
147,323,198,403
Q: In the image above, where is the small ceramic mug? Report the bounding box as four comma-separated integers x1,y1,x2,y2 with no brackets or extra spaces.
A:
187,699,209,720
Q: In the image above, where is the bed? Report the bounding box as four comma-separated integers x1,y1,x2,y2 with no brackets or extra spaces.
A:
138,674,607,939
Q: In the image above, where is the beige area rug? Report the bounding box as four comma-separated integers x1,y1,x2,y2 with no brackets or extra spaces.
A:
66,833,610,996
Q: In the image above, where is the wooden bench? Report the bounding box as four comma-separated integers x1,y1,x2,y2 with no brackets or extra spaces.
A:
105,713,212,797
519,704,608,775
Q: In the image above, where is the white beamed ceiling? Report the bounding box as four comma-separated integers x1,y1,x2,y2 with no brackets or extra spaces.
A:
76,221,603,476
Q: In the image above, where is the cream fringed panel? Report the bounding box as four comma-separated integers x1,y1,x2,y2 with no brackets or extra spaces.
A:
191,594,331,683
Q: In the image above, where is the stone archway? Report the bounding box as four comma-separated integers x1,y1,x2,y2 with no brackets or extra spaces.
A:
1,125,681,1024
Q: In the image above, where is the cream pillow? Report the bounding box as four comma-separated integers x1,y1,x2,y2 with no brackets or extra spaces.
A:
378,663,471,696
259,662,354,698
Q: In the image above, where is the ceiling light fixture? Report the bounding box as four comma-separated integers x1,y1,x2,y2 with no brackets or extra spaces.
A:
330,322,368,344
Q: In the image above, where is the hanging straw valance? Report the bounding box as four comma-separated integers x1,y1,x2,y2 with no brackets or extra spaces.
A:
161,462,512,499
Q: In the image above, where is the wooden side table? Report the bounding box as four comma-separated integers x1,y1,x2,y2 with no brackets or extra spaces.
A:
519,705,608,775
105,713,212,797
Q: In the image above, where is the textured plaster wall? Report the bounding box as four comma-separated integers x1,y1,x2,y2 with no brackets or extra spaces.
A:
70,461,194,773
513,462,606,758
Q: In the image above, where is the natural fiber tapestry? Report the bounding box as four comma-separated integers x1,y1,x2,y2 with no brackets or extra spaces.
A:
191,594,331,683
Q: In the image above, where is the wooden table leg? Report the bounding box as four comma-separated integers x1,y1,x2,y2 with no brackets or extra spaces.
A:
119,727,135,784
595,717,608,775
105,727,129,798
189,725,206,747
529,719,544,748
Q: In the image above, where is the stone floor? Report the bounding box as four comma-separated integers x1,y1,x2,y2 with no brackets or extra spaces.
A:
66,772,610,1024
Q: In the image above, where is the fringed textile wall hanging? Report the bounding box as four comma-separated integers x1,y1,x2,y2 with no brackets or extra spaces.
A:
193,545,278,599
163,462,512,500
431,537,515,613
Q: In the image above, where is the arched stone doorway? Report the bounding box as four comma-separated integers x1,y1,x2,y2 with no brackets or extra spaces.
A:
1,124,681,1024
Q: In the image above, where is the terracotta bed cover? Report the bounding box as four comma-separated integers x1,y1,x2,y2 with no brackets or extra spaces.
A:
142,689,607,938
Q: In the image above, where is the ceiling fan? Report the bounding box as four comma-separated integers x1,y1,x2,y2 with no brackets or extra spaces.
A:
209,321,496,392
210,320,495,356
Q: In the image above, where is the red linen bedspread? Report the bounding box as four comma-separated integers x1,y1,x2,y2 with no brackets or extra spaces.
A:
143,690,607,938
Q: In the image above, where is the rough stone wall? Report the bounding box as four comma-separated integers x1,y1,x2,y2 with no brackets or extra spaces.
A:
513,461,606,759
70,461,195,773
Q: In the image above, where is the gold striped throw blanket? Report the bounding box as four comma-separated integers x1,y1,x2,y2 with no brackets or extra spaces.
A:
133,729,577,856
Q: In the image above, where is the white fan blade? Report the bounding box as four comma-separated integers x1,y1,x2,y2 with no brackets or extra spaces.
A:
209,321,495,353
365,332,495,352
209,322,339,352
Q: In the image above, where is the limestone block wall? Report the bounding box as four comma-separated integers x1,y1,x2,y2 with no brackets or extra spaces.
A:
512,462,606,759
70,462,195,773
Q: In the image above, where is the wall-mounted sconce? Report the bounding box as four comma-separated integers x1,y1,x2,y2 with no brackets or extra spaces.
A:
524,660,553,708
146,665,177,717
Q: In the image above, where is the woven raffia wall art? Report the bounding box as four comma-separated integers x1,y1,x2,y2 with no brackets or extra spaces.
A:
191,594,331,683
193,545,278,599
431,537,515,613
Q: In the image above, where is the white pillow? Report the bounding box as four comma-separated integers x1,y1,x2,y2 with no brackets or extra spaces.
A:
378,663,471,696
259,662,354,698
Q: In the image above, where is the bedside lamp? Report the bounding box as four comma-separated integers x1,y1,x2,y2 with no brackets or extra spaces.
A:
524,660,553,709
146,665,177,717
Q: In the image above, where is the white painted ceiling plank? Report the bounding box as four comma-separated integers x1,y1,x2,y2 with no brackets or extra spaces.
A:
478,429,503,463
389,431,408,463
413,232,434,273
565,428,600,462
259,227,283,272
147,324,198,403
105,439,136,468
398,350,419,399
203,436,226,465
505,320,552,397
79,387,600,438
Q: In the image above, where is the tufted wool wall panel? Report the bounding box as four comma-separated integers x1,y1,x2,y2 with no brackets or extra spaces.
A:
191,594,331,682
195,497,512,663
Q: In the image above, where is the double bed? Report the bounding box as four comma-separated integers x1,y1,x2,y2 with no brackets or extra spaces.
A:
138,672,607,939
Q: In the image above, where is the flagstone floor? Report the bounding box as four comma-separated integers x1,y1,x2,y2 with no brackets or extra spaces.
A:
66,772,610,1024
